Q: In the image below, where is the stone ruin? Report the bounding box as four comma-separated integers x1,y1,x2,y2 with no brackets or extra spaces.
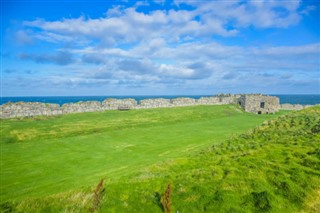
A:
238,94,280,114
0,94,315,119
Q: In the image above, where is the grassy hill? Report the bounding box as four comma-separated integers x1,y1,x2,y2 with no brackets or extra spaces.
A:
1,105,319,212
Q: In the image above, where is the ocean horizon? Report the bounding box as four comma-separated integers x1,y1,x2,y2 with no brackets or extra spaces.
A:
1,94,320,106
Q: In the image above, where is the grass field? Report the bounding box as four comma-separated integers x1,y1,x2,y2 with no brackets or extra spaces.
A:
1,104,319,212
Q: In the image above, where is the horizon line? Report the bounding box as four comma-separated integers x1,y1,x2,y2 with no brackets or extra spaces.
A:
2,94,320,98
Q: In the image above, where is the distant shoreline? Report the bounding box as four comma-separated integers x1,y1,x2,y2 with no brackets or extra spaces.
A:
1,94,320,106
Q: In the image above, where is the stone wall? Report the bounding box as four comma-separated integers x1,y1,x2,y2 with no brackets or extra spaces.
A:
171,98,197,106
0,96,237,119
61,101,102,114
0,102,61,118
197,97,221,105
138,98,172,109
216,94,240,104
280,104,312,110
102,98,138,110
0,95,315,119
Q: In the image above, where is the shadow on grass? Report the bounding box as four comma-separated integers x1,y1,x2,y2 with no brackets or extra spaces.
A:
154,192,165,212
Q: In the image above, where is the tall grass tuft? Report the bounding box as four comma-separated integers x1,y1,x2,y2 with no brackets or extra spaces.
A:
161,182,172,213
91,178,105,213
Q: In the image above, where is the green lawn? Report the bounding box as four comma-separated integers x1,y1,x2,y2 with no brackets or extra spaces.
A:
0,105,284,204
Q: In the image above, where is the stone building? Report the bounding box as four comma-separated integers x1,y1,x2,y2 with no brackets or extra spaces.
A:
238,94,279,114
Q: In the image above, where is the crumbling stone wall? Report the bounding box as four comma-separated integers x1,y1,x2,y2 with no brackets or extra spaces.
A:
239,94,279,114
280,104,312,110
0,102,61,119
138,98,172,109
216,94,240,104
197,97,220,105
102,98,138,110
171,98,197,106
0,95,314,119
61,101,102,114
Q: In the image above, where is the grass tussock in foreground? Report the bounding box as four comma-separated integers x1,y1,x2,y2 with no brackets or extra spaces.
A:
1,105,319,212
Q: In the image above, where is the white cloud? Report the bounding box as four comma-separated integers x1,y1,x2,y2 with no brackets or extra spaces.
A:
34,32,74,43
178,0,302,28
253,43,320,56
67,41,319,83
15,30,33,45
7,0,318,95
23,0,305,47
19,51,74,65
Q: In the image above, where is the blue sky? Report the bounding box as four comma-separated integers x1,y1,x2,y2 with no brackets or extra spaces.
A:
1,0,319,96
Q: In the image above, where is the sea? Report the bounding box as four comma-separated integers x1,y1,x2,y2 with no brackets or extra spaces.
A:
1,95,320,106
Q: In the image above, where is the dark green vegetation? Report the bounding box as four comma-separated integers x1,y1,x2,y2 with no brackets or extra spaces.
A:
1,105,319,212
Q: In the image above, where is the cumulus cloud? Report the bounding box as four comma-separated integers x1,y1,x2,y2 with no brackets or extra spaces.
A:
176,0,303,28
5,0,318,95
82,54,106,64
253,43,320,56
19,51,74,65
222,72,237,80
34,32,75,43
117,58,156,74
63,41,319,87
15,30,33,45
84,57,215,82
22,0,306,47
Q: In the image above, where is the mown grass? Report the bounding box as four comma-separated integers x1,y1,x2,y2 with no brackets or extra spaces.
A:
2,104,314,212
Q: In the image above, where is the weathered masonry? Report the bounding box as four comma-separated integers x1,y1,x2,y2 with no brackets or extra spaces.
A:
0,94,314,119
238,94,279,114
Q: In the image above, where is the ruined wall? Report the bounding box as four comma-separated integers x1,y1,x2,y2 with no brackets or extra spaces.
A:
171,98,197,106
217,94,240,104
0,102,61,119
61,101,102,114
280,104,312,110
138,98,172,109
1,95,314,119
197,97,220,105
240,95,280,114
0,95,238,119
102,98,138,110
